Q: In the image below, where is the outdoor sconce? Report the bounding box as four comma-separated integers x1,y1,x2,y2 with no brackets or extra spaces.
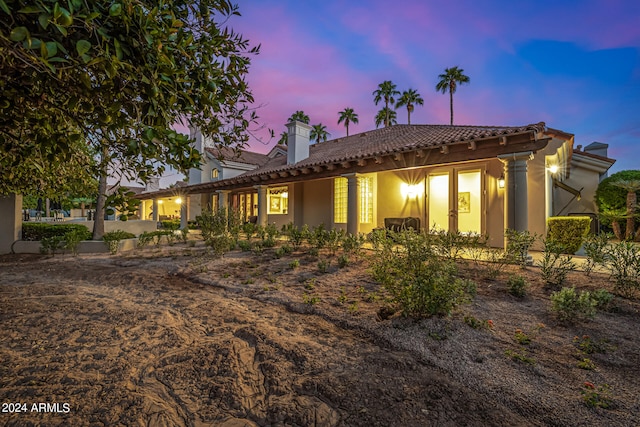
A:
497,173,505,189
548,164,559,174
157,200,163,204
400,183,423,199
175,197,182,205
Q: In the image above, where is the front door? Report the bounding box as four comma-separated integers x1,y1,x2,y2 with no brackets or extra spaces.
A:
427,168,483,234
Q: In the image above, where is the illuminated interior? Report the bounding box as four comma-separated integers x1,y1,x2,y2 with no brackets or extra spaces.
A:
428,173,449,231
457,170,481,234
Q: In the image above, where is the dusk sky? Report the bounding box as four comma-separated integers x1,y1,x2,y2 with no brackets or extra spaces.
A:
163,0,640,185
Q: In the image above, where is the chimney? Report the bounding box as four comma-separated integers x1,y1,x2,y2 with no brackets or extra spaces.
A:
286,120,312,165
145,177,160,192
188,125,204,184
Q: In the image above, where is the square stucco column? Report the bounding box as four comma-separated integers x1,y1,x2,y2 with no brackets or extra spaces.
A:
255,185,268,226
152,199,159,222
217,190,230,211
180,200,188,230
344,173,361,235
0,194,22,254
498,151,534,234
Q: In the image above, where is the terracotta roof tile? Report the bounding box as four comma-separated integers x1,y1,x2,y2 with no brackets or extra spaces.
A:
205,146,270,166
239,123,546,178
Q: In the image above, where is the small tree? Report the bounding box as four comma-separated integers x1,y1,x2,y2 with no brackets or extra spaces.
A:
596,170,640,240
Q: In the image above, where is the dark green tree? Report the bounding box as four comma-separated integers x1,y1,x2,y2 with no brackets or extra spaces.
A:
435,66,470,125
288,111,310,124
310,123,330,143
337,107,359,136
1,0,258,238
375,107,397,128
396,88,424,125
373,80,400,127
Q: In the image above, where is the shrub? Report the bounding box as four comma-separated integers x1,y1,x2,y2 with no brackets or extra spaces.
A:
342,233,365,259
581,382,613,409
537,238,576,288
238,240,252,252
505,229,536,266
102,230,136,254
591,289,615,310
595,170,640,226
550,287,597,322
507,275,528,297
372,230,475,317
326,228,345,256
160,219,180,230
603,241,640,297
547,216,591,254
338,254,349,268
64,228,85,256
23,223,91,241
583,233,611,276
40,235,65,255
431,228,466,262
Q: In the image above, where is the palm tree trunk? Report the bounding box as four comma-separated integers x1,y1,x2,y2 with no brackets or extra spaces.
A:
626,190,636,240
407,108,411,125
449,89,454,125
385,99,389,127
346,122,349,137
612,221,623,240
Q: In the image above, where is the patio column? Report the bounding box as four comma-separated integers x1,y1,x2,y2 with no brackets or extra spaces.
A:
255,185,268,226
498,151,534,233
152,199,159,222
217,190,230,211
0,194,22,254
344,173,361,235
180,200,188,230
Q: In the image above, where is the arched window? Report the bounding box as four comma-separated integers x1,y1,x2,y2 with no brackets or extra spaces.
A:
211,168,219,180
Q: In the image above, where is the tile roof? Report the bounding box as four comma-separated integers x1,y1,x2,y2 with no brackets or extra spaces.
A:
205,146,270,167
239,122,547,178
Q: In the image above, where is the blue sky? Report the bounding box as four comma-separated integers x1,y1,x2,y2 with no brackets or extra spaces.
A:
227,0,639,171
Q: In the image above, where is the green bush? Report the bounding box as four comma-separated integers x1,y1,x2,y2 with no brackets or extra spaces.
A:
547,216,591,254
537,238,575,288
595,170,640,224
102,230,136,254
550,287,597,322
507,275,528,297
22,223,91,241
603,241,640,297
583,233,611,276
371,230,476,317
160,219,181,230
505,229,536,266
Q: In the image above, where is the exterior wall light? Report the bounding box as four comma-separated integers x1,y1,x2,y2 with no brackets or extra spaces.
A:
400,183,423,199
548,164,559,174
175,197,182,205
498,173,505,189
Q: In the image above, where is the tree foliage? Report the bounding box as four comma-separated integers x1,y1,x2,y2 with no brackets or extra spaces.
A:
337,107,358,136
310,123,329,143
395,88,423,125
596,170,640,240
372,80,399,128
435,66,470,125
0,0,259,193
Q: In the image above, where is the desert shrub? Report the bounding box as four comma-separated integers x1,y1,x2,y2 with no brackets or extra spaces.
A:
102,230,136,254
64,228,85,256
482,248,509,279
431,228,466,262
583,233,611,276
326,228,345,256
464,233,490,269
591,289,615,310
367,228,390,251
338,254,349,268
308,224,329,249
507,275,528,297
505,229,536,266
603,241,640,297
263,223,279,248
547,216,591,254
23,223,91,241
537,238,576,288
160,219,180,230
282,222,304,249
40,235,65,255
317,259,329,273
196,208,228,243
372,230,475,317
238,240,252,252
137,231,155,248
550,287,597,322
243,222,257,240
342,233,365,259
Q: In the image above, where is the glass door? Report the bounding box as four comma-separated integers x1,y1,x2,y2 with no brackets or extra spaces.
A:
456,170,482,234
428,173,450,231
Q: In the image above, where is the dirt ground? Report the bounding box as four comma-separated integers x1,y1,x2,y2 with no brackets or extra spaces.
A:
1,242,639,427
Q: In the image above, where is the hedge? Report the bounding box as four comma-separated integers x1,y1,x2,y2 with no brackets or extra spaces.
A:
22,223,91,241
547,216,591,254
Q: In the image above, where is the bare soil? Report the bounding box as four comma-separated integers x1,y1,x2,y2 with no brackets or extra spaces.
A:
0,243,638,426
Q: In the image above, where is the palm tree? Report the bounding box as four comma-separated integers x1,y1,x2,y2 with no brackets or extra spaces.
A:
277,131,288,145
375,108,397,128
288,110,310,124
310,123,330,143
613,179,640,240
395,88,424,125
435,66,470,125
372,80,400,127
337,107,359,136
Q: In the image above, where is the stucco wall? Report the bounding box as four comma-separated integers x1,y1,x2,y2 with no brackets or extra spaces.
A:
485,159,505,247
301,179,333,228
268,184,293,229
67,219,157,236
376,170,424,230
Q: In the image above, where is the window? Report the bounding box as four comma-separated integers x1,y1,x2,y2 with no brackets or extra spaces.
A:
334,178,348,223
268,186,288,214
211,168,219,180
334,176,373,224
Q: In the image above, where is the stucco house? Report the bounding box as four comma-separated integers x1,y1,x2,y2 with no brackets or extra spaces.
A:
137,121,614,248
